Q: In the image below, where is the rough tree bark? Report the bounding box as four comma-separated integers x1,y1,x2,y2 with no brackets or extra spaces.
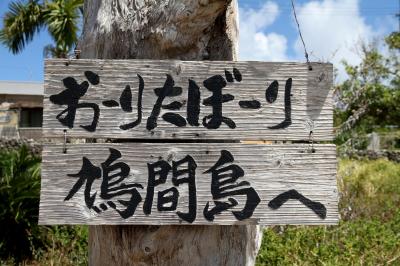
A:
80,0,238,60
79,1,262,265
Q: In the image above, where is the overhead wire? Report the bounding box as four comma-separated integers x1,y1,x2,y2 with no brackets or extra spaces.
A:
291,0,312,70
241,1,399,17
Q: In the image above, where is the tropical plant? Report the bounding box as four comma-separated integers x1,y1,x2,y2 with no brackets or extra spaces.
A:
0,0,83,58
334,31,400,145
0,146,42,261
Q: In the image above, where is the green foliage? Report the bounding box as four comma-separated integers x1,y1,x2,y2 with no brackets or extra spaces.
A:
256,159,400,265
338,159,400,220
0,0,83,57
33,225,88,265
0,147,88,265
1,151,399,265
334,32,400,145
0,146,42,261
1,225,88,265
386,31,400,50
0,0,43,54
43,0,83,58
257,213,400,266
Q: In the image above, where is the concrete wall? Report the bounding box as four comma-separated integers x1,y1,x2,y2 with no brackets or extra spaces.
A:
0,94,43,108
0,94,43,140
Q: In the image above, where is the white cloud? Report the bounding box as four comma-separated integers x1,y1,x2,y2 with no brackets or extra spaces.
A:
238,0,396,81
293,0,375,81
239,2,288,61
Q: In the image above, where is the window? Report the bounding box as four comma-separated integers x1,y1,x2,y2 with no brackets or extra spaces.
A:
19,108,43,127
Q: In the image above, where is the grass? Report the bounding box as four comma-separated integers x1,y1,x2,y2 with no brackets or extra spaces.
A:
1,147,399,265
0,225,88,266
256,158,400,265
31,225,88,266
256,212,400,265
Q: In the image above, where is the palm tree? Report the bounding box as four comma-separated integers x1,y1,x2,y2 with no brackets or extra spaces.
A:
0,0,83,58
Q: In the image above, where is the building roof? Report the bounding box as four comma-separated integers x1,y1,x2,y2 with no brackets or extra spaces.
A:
0,81,44,96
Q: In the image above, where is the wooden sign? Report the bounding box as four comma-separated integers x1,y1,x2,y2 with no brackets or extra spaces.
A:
39,143,337,225
43,60,333,141
39,59,338,225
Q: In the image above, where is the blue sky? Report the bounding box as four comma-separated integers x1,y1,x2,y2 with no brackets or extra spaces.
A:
0,0,398,82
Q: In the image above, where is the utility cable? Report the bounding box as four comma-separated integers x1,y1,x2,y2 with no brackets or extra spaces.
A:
291,0,312,70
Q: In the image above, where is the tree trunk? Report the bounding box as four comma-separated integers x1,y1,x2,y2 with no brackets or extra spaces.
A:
79,1,262,265
80,0,238,60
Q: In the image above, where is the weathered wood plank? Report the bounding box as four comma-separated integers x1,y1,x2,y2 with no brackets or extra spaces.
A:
39,143,338,225
43,60,333,141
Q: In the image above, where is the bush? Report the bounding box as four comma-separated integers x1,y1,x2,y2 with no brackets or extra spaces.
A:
1,147,398,265
0,146,88,265
33,225,88,265
256,159,400,265
0,146,42,261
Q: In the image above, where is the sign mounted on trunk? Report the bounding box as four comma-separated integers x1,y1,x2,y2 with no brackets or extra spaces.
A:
39,59,337,225
43,60,333,141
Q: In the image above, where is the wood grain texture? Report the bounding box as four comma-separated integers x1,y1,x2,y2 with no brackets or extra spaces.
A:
78,2,262,265
39,143,338,225
89,224,261,266
79,0,238,60
43,60,333,141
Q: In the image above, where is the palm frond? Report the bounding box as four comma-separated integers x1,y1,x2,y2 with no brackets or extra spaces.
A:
43,43,68,58
0,0,44,54
43,0,83,57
